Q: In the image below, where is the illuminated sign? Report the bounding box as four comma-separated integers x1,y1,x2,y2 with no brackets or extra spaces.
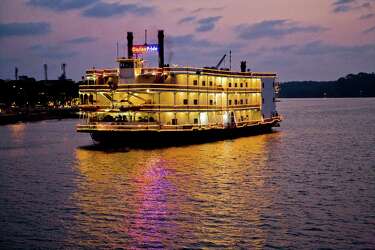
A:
132,44,158,54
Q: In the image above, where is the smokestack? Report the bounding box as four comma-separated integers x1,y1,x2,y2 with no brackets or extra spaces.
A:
61,63,66,80
127,32,133,59
158,30,164,68
44,64,48,81
240,61,246,72
15,67,18,80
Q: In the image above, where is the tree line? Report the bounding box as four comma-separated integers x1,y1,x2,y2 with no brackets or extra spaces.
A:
1,72,374,108
0,77,79,107
279,72,375,98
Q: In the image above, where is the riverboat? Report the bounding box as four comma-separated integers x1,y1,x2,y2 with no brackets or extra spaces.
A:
77,30,281,145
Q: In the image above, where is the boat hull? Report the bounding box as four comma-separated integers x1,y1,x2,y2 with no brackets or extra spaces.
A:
88,121,279,146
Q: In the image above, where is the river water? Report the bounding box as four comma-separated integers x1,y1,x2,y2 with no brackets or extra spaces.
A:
0,98,374,249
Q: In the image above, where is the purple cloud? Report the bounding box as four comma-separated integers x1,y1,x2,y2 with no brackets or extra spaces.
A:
27,0,98,11
332,0,373,13
64,36,97,44
82,2,154,18
0,22,51,38
235,20,327,40
178,16,196,24
363,26,375,33
196,16,222,32
359,13,375,19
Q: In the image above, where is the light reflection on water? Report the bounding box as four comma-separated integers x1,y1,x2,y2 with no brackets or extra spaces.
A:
8,123,26,142
72,133,278,248
0,98,374,249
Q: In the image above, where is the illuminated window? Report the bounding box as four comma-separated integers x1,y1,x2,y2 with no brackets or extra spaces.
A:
193,80,198,85
202,81,206,86
194,99,198,105
183,99,188,105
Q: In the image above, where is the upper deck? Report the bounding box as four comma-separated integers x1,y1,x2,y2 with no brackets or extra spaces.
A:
81,65,277,91
141,67,277,78
84,66,276,80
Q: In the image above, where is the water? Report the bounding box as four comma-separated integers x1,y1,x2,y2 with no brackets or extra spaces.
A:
0,98,374,249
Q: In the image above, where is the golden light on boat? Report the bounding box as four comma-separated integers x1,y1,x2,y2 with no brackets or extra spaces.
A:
76,30,281,142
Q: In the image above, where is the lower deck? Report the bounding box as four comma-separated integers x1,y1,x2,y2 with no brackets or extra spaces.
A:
77,116,281,133
81,117,281,145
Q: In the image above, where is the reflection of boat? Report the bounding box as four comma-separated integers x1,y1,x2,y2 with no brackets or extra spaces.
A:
73,133,274,247
77,30,281,144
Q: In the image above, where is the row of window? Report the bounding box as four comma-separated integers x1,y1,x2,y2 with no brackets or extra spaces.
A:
192,80,261,88
181,99,256,105
193,80,214,86
228,99,250,105
170,114,252,125
171,118,200,125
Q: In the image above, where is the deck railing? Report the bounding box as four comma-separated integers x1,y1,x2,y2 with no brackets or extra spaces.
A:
76,119,278,132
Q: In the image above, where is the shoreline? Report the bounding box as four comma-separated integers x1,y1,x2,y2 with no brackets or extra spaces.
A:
0,108,79,125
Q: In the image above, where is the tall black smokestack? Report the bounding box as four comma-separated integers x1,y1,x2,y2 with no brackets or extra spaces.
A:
240,61,246,72
44,64,48,81
158,30,164,68
127,32,133,59
15,67,18,80
61,63,66,80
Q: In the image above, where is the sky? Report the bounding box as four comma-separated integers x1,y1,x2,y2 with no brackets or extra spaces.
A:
0,0,374,81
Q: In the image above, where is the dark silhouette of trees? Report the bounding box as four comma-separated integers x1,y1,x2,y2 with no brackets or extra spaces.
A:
0,78,79,107
280,72,375,98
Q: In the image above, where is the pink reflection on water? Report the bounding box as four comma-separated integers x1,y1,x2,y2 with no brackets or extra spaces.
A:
122,158,178,247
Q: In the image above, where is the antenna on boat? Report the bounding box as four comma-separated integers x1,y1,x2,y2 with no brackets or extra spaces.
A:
144,29,148,45
116,41,119,57
229,50,232,71
215,54,226,69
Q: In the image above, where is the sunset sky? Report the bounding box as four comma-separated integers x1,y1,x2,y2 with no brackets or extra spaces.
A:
0,0,374,81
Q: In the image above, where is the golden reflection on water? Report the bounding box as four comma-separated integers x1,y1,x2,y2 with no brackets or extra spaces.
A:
8,123,26,142
73,132,282,248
